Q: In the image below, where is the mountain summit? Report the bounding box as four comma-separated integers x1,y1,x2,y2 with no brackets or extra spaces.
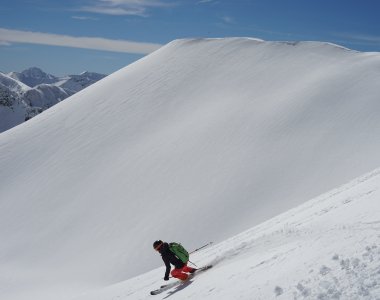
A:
0,38,379,300
8,67,58,87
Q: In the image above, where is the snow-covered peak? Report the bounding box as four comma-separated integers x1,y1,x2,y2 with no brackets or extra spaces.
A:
79,70,105,77
8,67,58,87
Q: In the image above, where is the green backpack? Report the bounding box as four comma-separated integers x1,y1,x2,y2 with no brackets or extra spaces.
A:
169,242,189,263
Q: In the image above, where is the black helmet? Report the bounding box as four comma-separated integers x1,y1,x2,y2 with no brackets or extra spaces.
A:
153,240,163,250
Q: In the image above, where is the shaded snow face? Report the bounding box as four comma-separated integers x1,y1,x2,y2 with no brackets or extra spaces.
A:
0,38,380,300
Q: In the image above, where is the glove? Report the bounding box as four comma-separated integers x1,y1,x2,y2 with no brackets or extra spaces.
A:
164,276,169,281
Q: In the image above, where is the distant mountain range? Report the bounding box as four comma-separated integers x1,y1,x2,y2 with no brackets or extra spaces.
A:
0,67,106,133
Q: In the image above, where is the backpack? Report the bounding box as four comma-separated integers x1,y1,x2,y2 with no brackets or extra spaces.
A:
169,242,189,263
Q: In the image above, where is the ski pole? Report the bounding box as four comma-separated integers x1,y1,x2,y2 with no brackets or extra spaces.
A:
188,260,198,267
189,242,213,254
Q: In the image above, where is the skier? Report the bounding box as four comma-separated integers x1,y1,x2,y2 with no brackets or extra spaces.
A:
153,240,197,281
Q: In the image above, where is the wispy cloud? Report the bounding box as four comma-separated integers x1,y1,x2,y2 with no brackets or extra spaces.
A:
79,0,175,16
197,0,219,4
0,28,162,54
340,33,380,44
71,15,98,21
221,16,235,24
330,32,380,48
0,40,12,46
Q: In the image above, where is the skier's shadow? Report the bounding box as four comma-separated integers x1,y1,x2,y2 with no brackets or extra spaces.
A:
163,280,194,299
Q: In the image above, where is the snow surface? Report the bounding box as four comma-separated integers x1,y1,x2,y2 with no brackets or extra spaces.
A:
73,167,380,300
0,38,380,300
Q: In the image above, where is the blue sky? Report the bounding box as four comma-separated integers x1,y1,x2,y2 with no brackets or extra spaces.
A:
1,0,379,75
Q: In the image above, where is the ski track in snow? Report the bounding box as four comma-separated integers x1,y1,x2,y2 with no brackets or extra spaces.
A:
72,168,380,300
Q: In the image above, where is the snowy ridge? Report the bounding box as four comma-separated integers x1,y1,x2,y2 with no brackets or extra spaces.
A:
0,72,30,93
54,71,107,94
0,38,380,300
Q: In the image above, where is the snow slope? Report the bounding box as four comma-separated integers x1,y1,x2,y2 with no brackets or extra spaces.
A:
0,38,380,300
73,167,380,300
